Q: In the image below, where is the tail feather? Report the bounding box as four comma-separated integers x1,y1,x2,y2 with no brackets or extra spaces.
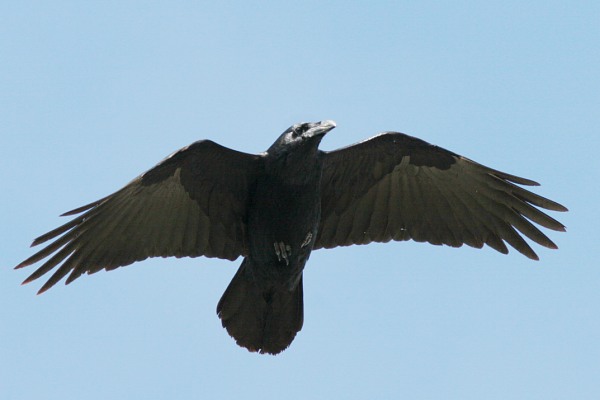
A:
216,261,304,355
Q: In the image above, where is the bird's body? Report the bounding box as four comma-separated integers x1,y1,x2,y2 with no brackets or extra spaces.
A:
246,140,323,288
217,124,327,353
16,120,567,354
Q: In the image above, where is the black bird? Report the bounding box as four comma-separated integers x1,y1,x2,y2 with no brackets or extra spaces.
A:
16,120,567,354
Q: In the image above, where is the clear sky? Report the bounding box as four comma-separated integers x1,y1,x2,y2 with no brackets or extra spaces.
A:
1,1,598,399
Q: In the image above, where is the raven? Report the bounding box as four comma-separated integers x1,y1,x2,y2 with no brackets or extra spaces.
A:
16,120,567,354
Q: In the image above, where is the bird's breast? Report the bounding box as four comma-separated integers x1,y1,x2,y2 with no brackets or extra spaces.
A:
245,174,321,287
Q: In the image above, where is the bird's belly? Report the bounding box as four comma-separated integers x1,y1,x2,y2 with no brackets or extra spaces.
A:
246,182,321,288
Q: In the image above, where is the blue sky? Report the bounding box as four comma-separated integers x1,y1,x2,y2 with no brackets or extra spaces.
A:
1,1,598,399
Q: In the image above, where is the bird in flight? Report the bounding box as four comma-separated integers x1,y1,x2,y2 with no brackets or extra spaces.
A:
16,120,567,354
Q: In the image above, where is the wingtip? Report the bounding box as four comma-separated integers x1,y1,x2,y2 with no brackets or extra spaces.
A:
35,282,53,295
20,274,36,285
14,259,31,270
525,180,541,187
521,246,540,261
546,201,568,213
60,210,78,217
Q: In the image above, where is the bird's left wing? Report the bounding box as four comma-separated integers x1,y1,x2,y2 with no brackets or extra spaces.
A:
16,140,262,294
315,132,567,259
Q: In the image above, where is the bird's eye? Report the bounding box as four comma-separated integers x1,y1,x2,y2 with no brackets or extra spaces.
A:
291,124,308,139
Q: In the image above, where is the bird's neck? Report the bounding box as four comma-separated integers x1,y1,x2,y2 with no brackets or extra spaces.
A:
263,151,323,186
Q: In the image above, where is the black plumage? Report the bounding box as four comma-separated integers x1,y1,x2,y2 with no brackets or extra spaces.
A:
16,120,567,354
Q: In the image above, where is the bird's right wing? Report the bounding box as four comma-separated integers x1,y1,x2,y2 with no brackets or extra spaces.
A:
315,132,567,259
16,140,262,293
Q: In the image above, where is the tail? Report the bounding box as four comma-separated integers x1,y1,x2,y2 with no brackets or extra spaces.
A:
216,260,304,355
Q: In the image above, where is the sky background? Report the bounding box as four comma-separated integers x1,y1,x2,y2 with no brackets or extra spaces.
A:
1,1,599,399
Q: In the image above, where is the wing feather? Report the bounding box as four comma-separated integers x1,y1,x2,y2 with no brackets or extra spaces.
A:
17,140,261,293
316,132,567,259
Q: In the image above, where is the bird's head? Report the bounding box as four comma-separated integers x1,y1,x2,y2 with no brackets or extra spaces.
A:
267,120,337,156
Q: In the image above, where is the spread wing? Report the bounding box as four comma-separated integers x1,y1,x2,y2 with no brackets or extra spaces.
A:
16,140,262,294
315,132,567,259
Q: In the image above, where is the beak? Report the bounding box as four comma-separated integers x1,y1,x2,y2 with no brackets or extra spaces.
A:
306,120,337,138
